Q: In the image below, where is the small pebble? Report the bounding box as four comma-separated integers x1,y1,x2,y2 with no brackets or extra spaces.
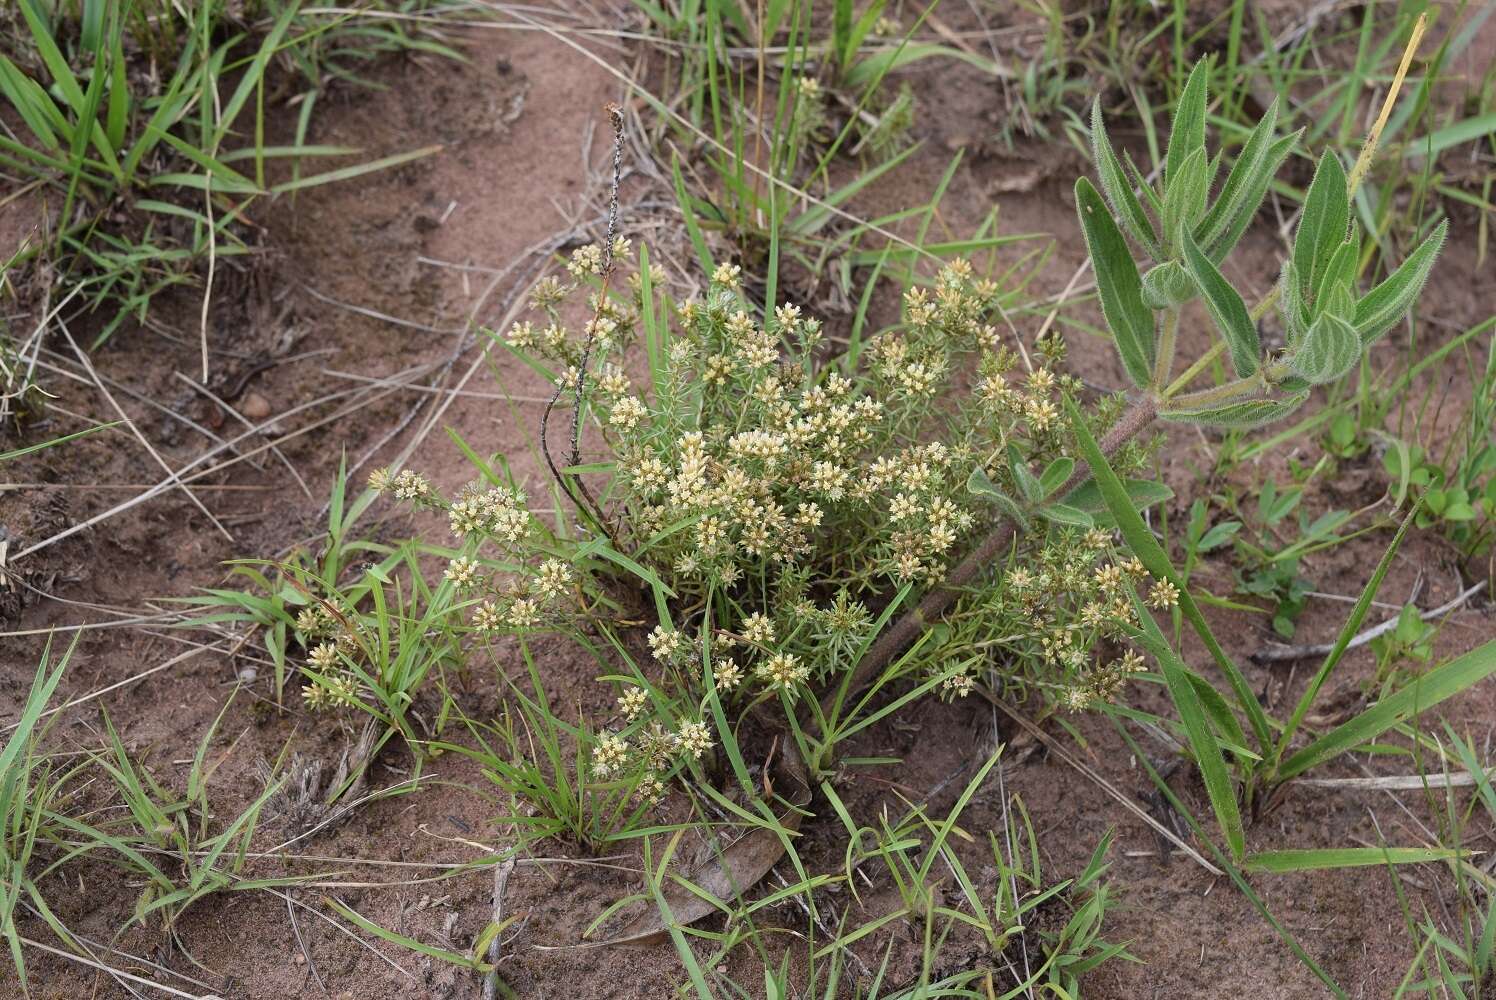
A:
240,391,272,420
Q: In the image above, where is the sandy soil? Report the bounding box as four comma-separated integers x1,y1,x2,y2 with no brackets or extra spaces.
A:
3,4,1494,999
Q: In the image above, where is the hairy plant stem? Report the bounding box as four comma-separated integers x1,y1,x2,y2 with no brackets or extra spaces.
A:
1153,307,1181,389
821,395,1160,723
1165,359,1293,411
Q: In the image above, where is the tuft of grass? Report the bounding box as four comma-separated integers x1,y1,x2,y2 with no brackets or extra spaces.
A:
0,0,456,348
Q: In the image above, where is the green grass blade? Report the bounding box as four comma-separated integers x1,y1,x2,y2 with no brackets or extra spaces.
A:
1065,395,1272,748
268,144,442,194
1272,504,1417,774
1278,637,1496,781
1244,847,1464,873
1127,590,1245,860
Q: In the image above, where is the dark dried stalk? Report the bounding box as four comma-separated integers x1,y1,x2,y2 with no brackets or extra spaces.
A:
540,104,626,543
827,396,1159,710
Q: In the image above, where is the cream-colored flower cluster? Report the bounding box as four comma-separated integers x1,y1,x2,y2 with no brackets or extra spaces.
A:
940,526,1163,710
589,712,716,805
292,603,365,713
369,469,577,636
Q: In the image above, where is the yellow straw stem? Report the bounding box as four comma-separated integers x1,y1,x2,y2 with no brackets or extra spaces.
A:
1347,12,1428,198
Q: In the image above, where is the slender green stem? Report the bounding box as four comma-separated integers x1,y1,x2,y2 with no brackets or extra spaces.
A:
1165,374,1267,410
1152,307,1181,390
1163,340,1224,399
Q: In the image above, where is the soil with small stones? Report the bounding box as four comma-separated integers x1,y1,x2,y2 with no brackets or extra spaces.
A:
3,4,1495,998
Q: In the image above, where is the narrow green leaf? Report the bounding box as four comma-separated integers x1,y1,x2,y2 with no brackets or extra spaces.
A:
1207,131,1299,264
1128,589,1245,861
1164,59,1209,187
1038,503,1093,528
1279,637,1496,780
1273,505,1417,770
1062,477,1173,515
1163,146,1210,252
966,467,1029,530
1039,457,1075,497
1090,99,1162,259
1353,221,1447,346
1182,230,1259,377
1244,847,1464,873
327,897,491,971
1293,151,1349,306
1161,393,1309,428
1065,396,1272,749
269,145,442,194
842,43,1001,90
1008,444,1043,503
1074,178,1156,389
1196,97,1281,252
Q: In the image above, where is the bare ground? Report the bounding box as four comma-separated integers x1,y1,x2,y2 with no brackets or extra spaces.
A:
3,7,1495,999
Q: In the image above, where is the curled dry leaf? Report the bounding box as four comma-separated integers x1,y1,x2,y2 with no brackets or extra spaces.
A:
599,747,811,948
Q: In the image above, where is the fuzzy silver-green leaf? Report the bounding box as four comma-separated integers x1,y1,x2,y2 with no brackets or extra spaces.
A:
1195,97,1281,253
1354,221,1447,346
1206,131,1300,264
1293,151,1349,306
1182,230,1259,377
1165,59,1210,187
1090,99,1162,260
1140,260,1197,309
1291,312,1361,384
1074,177,1156,389
1162,392,1309,428
1163,146,1210,253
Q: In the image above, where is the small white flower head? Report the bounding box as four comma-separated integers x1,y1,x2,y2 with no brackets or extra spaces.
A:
307,642,339,672
1027,367,1056,396
713,657,743,692
618,686,648,721
942,674,974,698
610,396,649,431
391,469,431,502
507,598,540,629
567,243,606,278
1025,397,1059,433
301,680,329,712
741,612,776,645
1094,563,1124,595
1062,687,1093,712
592,733,629,779
634,773,667,805
888,493,920,523
798,75,821,97
1147,578,1180,610
367,468,393,493
675,720,713,760
472,601,503,634
536,558,573,600
711,262,742,288
648,625,683,662
327,673,359,706
445,556,480,589
507,320,537,349
295,605,328,638
756,651,808,692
